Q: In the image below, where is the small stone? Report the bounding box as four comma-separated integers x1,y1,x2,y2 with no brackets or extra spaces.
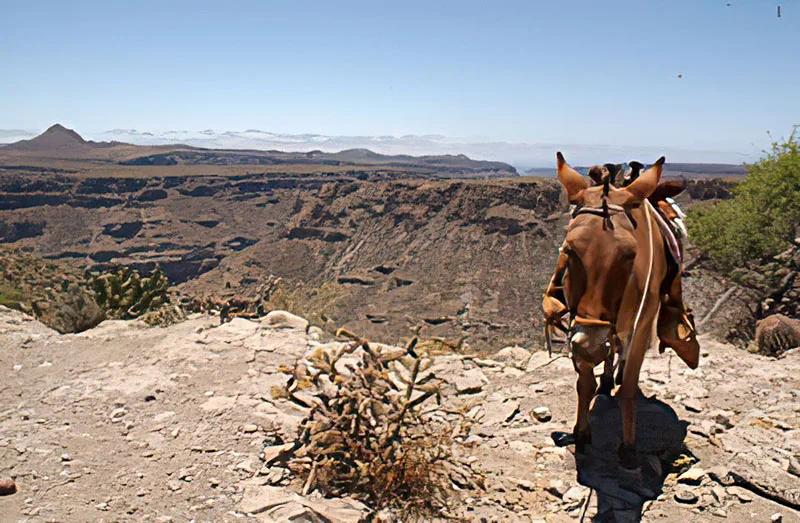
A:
711,485,726,504
710,508,727,518
515,478,536,491
144,394,156,402
110,408,127,421
0,478,17,496
563,486,589,503
454,369,486,395
136,488,148,497
262,467,290,485
674,490,698,504
532,406,552,422
208,477,220,487
711,410,734,429
771,514,782,523
678,466,706,485
262,443,294,466
683,399,703,413
241,424,259,434
60,453,72,462
732,489,752,503
546,479,568,498
166,479,182,492
787,456,800,477
308,325,324,340
235,458,256,473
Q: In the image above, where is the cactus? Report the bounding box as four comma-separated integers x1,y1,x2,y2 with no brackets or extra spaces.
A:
89,267,174,322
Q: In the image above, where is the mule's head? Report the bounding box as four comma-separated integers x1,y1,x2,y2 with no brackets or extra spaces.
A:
556,152,664,356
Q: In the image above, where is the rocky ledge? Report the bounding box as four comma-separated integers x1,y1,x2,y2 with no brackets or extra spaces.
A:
0,307,797,522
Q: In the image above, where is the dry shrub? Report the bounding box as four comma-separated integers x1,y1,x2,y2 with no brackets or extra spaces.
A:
283,330,478,520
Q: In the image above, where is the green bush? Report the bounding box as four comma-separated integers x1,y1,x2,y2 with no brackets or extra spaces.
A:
687,132,800,270
0,287,25,308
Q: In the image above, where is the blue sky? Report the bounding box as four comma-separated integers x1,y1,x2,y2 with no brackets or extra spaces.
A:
1,0,798,162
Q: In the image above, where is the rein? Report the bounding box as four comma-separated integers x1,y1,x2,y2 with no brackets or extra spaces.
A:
626,199,655,362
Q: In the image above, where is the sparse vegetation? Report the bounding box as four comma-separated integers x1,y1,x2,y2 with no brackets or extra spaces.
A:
687,133,800,271
90,267,185,326
0,286,24,308
0,249,104,332
281,330,479,519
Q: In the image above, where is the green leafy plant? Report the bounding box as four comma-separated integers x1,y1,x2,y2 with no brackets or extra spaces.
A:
687,130,800,271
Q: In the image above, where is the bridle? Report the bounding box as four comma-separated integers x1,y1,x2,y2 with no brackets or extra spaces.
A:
544,178,656,376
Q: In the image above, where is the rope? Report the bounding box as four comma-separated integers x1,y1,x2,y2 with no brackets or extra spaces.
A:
625,199,655,363
580,488,593,522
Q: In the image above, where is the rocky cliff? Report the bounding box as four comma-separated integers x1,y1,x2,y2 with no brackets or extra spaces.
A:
0,170,739,350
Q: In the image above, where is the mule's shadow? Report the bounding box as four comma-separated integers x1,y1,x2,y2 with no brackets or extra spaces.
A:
553,394,688,523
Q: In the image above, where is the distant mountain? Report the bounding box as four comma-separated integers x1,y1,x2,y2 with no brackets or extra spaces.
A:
1,124,757,173
0,124,517,177
0,123,126,156
91,128,757,169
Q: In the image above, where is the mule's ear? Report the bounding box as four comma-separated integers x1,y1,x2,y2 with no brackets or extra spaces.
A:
625,156,665,201
556,152,588,203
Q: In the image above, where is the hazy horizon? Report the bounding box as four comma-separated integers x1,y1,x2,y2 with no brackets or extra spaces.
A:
0,123,760,169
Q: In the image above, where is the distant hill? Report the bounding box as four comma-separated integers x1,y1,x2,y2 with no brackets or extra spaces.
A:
1,124,129,158
0,124,518,178
5,124,90,152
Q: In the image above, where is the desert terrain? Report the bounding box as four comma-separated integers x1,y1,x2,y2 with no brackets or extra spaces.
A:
0,125,797,522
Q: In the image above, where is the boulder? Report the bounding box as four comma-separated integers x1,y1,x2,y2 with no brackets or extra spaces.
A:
262,310,309,332
494,345,532,369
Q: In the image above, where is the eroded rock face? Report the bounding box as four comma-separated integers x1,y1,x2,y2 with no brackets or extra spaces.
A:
0,170,745,353
756,314,800,355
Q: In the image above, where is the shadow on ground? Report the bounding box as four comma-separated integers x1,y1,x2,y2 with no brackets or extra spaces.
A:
555,394,688,523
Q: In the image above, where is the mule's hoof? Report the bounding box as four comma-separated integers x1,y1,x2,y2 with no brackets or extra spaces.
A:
551,431,574,448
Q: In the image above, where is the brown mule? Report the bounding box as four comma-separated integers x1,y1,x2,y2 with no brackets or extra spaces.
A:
543,152,699,468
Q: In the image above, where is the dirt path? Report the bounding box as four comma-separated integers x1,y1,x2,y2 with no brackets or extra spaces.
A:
1,306,798,522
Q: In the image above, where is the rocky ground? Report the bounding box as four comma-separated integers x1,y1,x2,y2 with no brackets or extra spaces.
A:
1,306,798,522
